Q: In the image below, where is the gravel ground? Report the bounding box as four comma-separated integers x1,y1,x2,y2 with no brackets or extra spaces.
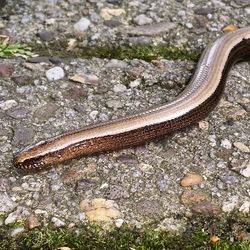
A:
0,0,250,236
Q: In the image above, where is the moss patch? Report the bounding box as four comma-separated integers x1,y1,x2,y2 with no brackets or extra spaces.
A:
0,216,249,250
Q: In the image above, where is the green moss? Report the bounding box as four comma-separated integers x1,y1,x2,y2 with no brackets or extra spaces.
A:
0,218,249,250
32,40,200,62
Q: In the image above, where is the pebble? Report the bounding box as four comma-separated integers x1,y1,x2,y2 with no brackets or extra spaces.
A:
233,142,250,153
133,14,153,26
5,206,30,225
129,79,141,88
25,214,41,229
115,218,124,228
219,175,238,184
180,173,203,187
10,227,25,237
239,201,250,213
37,30,55,41
230,159,250,178
33,103,59,121
128,36,152,45
100,8,125,21
220,139,232,149
12,125,34,146
192,202,221,215
69,73,99,85
186,22,193,29
11,75,34,86
181,190,210,205
51,217,66,227
198,121,209,131
7,106,29,119
0,63,11,77
73,17,91,34
80,198,121,222
116,154,139,164
113,83,127,92
106,59,128,68
127,22,176,36
106,100,123,109
0,100,18,111
0,193,16,213
222,201,237,213
46,66,65,81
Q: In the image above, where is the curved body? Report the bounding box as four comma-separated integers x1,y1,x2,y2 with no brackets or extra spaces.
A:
14,27,250,170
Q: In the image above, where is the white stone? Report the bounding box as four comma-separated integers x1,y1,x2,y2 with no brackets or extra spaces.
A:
115,218,124,228
10,227,25,237
133,14,153,26
233,142,250,153
221,139,232,149
222,201,237,213
46,67,65,81
73,17,91,33
113,83,127,93
0,100,18,110
129,79,141,88
51,217,65,227
239,201,250,213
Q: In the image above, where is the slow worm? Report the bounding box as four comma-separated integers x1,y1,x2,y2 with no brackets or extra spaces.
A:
14,27,250,170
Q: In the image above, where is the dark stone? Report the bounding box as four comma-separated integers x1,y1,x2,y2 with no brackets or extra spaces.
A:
103,20,122,27
107,0,122,4
192,202,221,215
11,75,34,86
62,86,87,101
28,57,51,63
37,30,55,41
219,175,238,184
116,154,139,164
194,7,214,15
7,106,29,119
33,103,59,121
0,63,11,77
12,125,34,146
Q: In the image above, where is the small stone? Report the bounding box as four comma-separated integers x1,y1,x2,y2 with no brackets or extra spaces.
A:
33,103,59,121
10,227,25,237
180,173,203,187
133,14,153,26
115,218,124,228
73,17,91,34
113,83,127,92
12,125,34,146
0,193,16,213
51,217,65,227
127,22,176,36
106,59,128,68
210,235,220,243
11,75,34,86
233,142,250,153
25,214,41,229
222,201,237,213
106,100,123,109
7,106,29,119
220,139,232,149
181,190,210,205
5,207,30,225
80,198,121,222
239,201,250,213
116,154,138,164
100,8,125,21
219,175,238,184
223,24,238,32
192,202,221,215
69,73,99,85
186,22,193,29
46,66,65,81
230,159,250,178
198,121,209,130
28,56,51,63
128,36,152,45
37,30,55,41
57,247,72,250
194,7,214,15
0,100,18,110
0,63,11,77
129,79,141,88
